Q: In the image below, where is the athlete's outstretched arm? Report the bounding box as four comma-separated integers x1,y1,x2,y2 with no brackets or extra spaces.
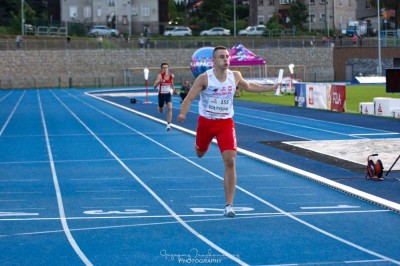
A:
234,71,280,93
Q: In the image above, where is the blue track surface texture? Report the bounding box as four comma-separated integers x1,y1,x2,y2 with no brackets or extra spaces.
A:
0,88,399,265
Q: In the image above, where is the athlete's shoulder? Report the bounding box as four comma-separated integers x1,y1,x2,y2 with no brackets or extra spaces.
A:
231,70,243,78
194,72,209,88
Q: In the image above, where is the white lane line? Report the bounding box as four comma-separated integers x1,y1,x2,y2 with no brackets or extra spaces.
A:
233,104,397,137
70,178,125,181
0,90,26,137
300,205,360,210
0,209,390,222
1,209,391,246
85,90,400,265
57,90,249,265
38,90,93,266
0,90,14,102
351,133,399,136
0,211,39,217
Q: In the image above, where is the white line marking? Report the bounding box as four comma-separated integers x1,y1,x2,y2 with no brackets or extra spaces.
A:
232,104,397,137
345,259,387,264
300,205,360,210
1,210,392,243
190,196,221,198
76,190,136,193
0,192,43,194
0,90,14,102
0,209,390,222
0,180,40,182
0,90,26,137
38,90,93,266
0,212,39,217
70,178,125,181
351,133,399,136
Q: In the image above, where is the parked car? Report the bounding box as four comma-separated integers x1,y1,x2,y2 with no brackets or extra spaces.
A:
87,25,119,37
163,26,192,36
238,25,266,36
24,24,35,34
200,27,230,36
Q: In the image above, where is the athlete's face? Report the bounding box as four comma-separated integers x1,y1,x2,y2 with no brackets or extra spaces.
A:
161,65,169,74
213,49,230,70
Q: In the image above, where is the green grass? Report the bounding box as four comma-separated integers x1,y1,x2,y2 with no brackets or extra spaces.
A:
237,84,400,113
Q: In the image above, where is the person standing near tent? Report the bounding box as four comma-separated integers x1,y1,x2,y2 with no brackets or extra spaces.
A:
177,46,281,218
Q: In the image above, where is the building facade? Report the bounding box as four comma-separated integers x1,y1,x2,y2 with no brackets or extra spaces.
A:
257,0,376,35
61,0,165,36
60,0,378,36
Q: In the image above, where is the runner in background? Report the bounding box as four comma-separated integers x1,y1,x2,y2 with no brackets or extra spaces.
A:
153,62,175,131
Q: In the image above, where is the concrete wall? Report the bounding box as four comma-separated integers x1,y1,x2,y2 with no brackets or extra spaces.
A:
333,47,400,81
0,47,337,89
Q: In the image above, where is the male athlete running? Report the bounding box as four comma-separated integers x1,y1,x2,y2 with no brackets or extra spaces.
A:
178,46,281,217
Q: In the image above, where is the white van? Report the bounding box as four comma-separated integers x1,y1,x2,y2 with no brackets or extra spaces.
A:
238,25,266,36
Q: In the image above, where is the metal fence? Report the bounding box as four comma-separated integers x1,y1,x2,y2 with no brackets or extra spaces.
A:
3,31,400,51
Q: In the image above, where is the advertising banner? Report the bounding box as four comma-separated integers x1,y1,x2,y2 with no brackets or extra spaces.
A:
294,83,306,107
306,83,327,110
329,84,346,112
294,83,346,112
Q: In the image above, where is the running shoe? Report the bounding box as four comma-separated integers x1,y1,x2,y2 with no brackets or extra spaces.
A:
223,205,235,218
166,124,171,131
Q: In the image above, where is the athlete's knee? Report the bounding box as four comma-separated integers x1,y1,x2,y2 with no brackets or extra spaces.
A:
195,145,206,158
222,150,236,168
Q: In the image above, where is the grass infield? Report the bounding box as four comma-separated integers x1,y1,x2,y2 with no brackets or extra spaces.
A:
236,84,400,113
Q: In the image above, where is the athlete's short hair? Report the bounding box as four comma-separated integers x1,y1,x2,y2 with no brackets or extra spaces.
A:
160,62,169,68
213,46,228,58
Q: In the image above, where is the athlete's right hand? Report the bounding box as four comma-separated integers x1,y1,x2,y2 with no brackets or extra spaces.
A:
177,114,186,123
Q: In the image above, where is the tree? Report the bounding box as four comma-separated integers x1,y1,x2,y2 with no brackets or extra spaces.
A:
288,0,309,31
1,0,48,29
7,1,36,34
198,0,227,28
0,0,18,26
370,0,400,29
168,0,178,22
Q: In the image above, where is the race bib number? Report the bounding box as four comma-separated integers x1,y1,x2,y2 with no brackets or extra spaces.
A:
160,85,171,94
206,97,230,117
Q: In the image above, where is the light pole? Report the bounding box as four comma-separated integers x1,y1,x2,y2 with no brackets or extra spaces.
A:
128,1,131,37
308,0,311,32
324,0,328,37
115,10,117,32
377,0,382,76
64,0,69,37
21,0,24,35
233,0,236,37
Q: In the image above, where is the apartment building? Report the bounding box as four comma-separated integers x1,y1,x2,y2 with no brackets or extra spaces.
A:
257,0,376,35
60,0,378,36
61,0,168,36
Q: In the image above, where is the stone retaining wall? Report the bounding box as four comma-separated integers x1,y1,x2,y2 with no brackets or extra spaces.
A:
0,47,334,89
